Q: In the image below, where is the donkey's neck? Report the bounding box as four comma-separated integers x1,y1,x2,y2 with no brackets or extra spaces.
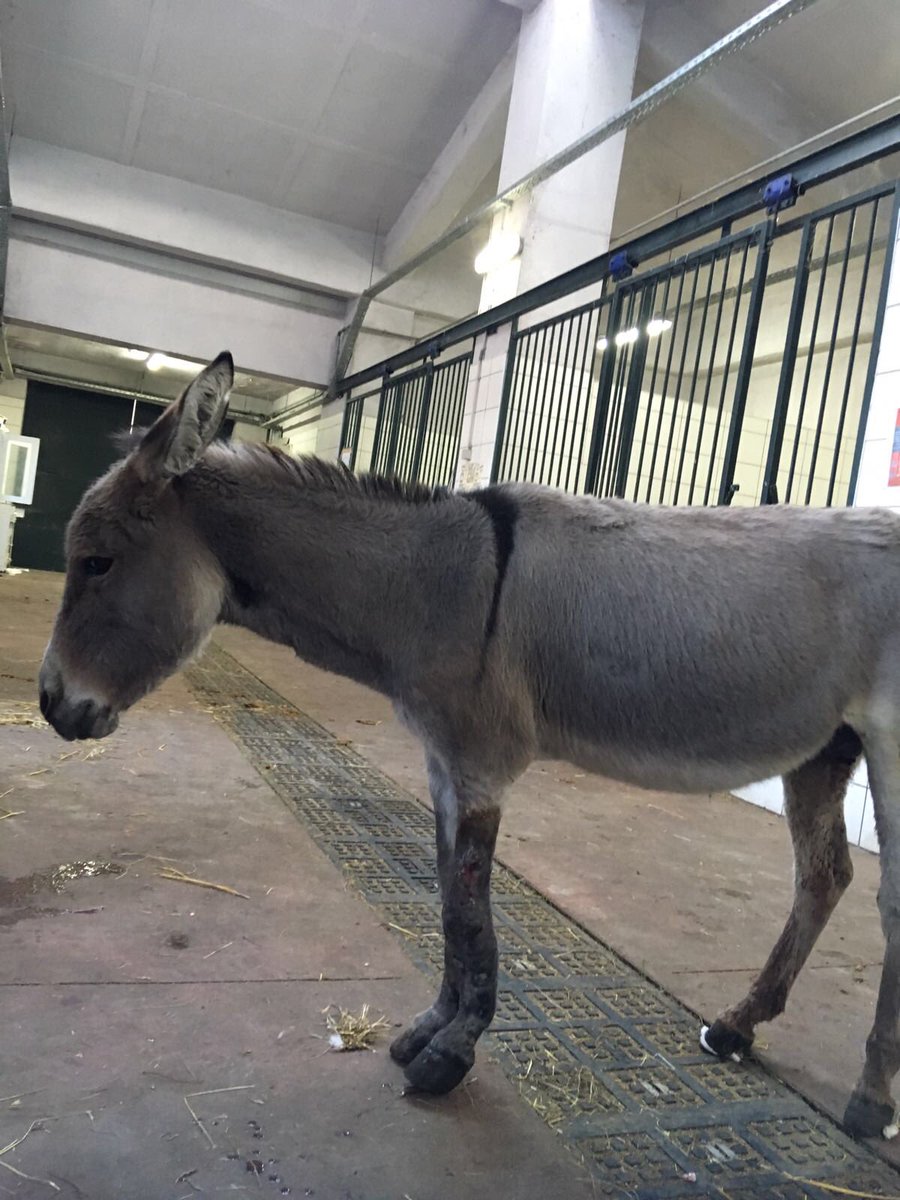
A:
183,449,493,698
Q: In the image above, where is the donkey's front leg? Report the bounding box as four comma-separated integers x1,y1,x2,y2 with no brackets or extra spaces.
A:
402,804,501,1094
391,756,461,1066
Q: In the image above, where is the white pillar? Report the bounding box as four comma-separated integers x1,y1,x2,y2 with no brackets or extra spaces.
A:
480,0,645,309
454,326,513,491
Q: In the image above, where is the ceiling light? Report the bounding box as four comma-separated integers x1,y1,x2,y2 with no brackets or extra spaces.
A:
614,327,640,347
473,229,523,276
123,347,149,361
596,337,609,352
646,318,673,337
146,352,198,372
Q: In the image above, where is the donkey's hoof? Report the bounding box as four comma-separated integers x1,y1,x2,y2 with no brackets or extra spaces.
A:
390,1008,454,1066
403,1038,474,1095
844,1091,896,1139
390,1028,428,1067
700,1021,752,1062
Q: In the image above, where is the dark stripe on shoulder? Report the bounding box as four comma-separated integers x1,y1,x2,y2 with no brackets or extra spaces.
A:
465,487,518,644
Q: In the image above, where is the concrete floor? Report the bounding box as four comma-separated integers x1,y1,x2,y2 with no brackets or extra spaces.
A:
1,570,899,1197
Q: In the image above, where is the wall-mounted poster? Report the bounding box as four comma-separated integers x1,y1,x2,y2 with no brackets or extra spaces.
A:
890,410,900,487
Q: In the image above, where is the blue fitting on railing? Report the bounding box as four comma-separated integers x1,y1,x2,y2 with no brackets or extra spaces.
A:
610,250,637,281
762,173,799,214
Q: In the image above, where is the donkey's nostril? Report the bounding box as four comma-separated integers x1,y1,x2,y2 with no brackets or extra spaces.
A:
39,688,54,718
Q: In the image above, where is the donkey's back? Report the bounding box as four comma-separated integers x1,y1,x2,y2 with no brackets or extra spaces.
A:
494,490,900,792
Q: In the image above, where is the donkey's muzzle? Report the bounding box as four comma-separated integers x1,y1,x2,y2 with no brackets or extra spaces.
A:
40,689,119,741
39,662,119,742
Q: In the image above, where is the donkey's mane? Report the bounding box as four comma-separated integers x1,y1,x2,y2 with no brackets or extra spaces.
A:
227,442,452,506
116,424,453,505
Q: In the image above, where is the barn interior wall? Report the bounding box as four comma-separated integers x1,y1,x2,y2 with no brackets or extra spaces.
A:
0,378,27,435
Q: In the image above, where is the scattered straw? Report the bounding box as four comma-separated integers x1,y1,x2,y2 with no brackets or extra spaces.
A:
202,941,234,959
785,1179,900,1199
157,867,248,900
516,1063,600,1129
0,809,24,822
324,1004,389,1051
0,709,46,729
0,1120,59,1193
183,1096,215,1150
182,1086,255,1152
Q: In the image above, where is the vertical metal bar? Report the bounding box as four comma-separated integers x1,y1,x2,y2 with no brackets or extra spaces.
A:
584,286,625,495
505,327,533,482
448,357,470,485
490,319,521,483
673,255,717,503
532,317,562,484
614,283,657,497
632,271,673,500
432,362,452,484
369,372,392,473
601,289,638,495
847,183,900,504
783,215,835,502
717,222,771,504
339,397,354,466
805,208,854,503
409,360,435,482
828,199,880,504
704,238,751,504
760,218,816,504
688,248,732,503
646,266,688,502
567,302,602,493
554,309,585,489
520,323,550,481
660,263,703,503
547,312,577,487
572,300,606,491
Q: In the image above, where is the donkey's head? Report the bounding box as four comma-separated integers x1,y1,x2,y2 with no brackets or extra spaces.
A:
39,352,234,740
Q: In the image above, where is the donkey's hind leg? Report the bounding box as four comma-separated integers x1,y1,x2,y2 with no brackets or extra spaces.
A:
845,723,900,1138
702,725,859,1061
390,754,461,1067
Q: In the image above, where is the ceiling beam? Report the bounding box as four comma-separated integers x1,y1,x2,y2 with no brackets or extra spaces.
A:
382,47,515,270
9,138,377,300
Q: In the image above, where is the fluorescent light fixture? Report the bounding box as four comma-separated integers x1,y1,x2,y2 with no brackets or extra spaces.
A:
596,336,609,352
646,317,673,337
614,327,640,347
146,352,198,372
123,347,149,361
473,229,523,276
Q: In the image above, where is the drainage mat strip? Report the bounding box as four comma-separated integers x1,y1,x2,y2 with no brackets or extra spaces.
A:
187,644,899,1200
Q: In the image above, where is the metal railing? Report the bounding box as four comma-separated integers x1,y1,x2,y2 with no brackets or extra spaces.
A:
340,350,472,487
337,114,900,509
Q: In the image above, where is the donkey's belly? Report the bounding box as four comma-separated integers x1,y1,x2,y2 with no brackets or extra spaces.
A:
542,720,840,794
560,744,806,794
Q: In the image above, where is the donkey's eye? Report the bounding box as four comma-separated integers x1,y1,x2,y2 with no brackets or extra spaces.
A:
83,556,113,577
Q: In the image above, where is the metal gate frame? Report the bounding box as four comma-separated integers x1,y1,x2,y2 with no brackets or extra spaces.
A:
363,350,472,486
581,224,770,506
491,178,898,508
337,114,900,509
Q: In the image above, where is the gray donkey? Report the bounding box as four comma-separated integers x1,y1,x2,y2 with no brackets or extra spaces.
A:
38,353,900,1139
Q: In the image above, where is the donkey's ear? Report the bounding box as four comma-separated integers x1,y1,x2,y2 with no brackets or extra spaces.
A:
132,352,234,482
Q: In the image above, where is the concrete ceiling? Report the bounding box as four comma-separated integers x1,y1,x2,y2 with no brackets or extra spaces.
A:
0,0,520,235
1,0,898,398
